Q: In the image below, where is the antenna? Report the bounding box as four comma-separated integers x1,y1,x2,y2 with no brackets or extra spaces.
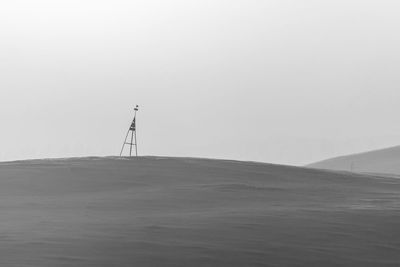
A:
120,105,139,157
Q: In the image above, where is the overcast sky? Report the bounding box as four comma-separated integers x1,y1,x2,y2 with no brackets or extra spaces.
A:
0,0,399,165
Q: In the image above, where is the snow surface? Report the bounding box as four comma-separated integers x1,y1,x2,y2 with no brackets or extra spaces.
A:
0,156,400,266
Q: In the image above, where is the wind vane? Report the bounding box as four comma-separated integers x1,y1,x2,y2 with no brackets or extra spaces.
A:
120,105,139,157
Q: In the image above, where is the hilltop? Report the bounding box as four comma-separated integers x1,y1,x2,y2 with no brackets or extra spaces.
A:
308,145,400,176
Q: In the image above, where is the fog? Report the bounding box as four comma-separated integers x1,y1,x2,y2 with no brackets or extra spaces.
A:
1,0,399,165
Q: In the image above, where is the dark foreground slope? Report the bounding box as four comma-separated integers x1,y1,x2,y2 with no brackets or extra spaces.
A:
308,145,400,175
0,157,400,267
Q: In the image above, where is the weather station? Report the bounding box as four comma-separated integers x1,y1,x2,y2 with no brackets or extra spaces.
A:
120,105,139,157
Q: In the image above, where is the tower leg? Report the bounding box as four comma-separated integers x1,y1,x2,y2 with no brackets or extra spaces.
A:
130,130,134,157
134,130,138,157
120,129,130,156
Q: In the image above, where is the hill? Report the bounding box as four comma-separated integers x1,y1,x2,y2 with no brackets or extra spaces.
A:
0,156,400,266
308,145,400,175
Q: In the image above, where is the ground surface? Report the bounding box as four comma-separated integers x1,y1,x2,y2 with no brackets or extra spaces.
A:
309,145,400,176
0,156,400,266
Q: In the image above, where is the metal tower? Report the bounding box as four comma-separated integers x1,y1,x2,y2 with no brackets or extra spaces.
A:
120,105,139,157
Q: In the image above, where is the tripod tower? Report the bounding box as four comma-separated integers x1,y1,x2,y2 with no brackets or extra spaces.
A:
120,105,139,157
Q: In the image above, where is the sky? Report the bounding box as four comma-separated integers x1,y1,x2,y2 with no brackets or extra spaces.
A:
0,0,400,165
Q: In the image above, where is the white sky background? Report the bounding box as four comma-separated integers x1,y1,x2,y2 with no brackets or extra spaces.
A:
0,0,399,165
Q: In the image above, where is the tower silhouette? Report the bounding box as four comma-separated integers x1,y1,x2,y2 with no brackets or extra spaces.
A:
120,105,139,157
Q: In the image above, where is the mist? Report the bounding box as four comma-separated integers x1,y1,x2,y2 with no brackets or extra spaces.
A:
1,0,400,165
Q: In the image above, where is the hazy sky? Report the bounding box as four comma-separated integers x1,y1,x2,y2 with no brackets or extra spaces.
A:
1,0,400,165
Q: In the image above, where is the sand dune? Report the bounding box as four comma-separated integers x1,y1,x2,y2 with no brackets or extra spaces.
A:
0,156,400,266
308,146,400,176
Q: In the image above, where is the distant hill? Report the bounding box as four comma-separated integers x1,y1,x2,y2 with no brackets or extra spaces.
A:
308,145,400,175
0,156,400,266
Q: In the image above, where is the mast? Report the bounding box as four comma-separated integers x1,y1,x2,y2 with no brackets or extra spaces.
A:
120,105,139,157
